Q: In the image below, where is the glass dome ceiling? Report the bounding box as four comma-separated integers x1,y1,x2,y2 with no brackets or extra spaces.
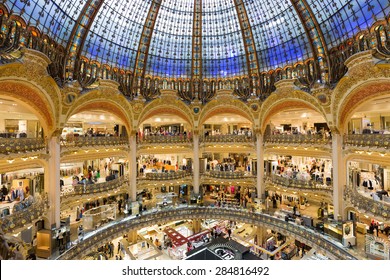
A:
4,0,390,79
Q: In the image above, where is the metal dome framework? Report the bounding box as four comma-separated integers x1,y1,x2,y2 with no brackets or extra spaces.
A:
0,0,389,102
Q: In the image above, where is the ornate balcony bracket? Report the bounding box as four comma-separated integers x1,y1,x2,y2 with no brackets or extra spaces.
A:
57,207,356,260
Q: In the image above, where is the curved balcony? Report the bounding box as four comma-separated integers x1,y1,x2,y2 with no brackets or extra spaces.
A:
138,135,193,145
57,206,356,260
61,177,127,197
201,134,255,144
60,177,128,210
0,194,49,233
344,134,390,150
266,174,333,192
139,171,192,181
344,184,390,220
0,138,46,156
60,136,129,152
264,134,331,147
204,170,250,179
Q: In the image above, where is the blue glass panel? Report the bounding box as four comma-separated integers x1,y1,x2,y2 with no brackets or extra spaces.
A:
244,0,311,72
202,0,247,78
5,0,81,44
307,0,390,47
146,0,193,78
82,0,152,70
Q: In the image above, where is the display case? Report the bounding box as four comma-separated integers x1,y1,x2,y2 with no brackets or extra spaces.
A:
324,223,343,241
36,229,51,258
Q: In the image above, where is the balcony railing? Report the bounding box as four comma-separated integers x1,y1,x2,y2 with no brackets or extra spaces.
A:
0,138,46,155
57,206,356,260
138,135,193,144
139,171,192,180
344,134,390,149
344,184,390,219
201,134,255,144
61,177,127,197
0,194,49,233
266,174,333,192
205,170,250,179
264,134,331,146
60,136,129,149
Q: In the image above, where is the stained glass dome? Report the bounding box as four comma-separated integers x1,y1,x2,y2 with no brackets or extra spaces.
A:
3,0,389,80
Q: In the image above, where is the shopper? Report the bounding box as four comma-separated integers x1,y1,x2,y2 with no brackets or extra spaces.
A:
117,241,121,254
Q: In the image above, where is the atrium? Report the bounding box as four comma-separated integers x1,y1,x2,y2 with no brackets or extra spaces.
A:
0,0,389,261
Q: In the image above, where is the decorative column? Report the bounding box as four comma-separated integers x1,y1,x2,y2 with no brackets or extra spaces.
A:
129,132,137,202
192,219,202,234
256,131,264,199
331,132,345,220
193,130,200,195
45,135,61,228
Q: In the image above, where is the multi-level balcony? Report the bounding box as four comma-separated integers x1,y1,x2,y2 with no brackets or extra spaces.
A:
0,137,46,157
344,134,390,152
201,134,255,144
265,174,333,193
60,136,129,152
60,177,128,210
140,170,192,180
137,135,193,154
0,194,49,233
57,206,356,260
137,171,193,189
138,135,193,144
264,134,331,150
201,171,256,187
200,134,255,153
344,184,390,220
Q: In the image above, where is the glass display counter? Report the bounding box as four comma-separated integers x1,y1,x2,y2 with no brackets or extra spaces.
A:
324,222,343,241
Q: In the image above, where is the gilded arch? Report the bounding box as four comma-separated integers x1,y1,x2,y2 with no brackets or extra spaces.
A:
137,97,194,129
65,91,133,134
336,80,390,132
0,80,55,135
259,91,328,133
198,98,254,127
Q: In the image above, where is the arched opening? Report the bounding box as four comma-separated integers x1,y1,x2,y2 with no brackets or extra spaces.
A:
0,96,45,139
